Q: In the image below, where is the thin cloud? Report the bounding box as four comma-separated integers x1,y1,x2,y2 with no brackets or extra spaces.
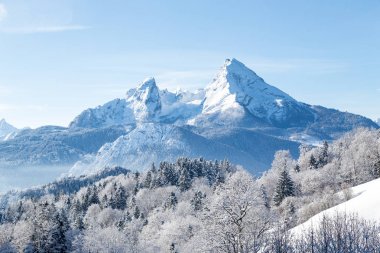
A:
1,25,90,34
0,3,7,21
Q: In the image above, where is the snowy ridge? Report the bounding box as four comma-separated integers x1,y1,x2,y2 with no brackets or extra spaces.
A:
70,78,204,128
70,58,377,134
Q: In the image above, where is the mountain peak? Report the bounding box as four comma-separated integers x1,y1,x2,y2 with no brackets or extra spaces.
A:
221,58,259,77
0,119,15,129
137,77,157,91
0,119,18,139
128,77,161,122
200,59,314,127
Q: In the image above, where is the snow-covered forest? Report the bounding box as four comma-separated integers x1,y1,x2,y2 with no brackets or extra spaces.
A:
1,128,380,252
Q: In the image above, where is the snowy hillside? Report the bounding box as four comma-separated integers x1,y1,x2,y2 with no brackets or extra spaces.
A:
69,123,299,176
0,125,128,167
0,119,18,141
293,178,380,234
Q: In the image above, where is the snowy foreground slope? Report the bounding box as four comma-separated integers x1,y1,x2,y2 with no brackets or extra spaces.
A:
293,178,380,234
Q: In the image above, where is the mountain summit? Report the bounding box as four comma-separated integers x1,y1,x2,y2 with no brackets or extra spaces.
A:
127,77,162,122
0,119,18,141
199,58,314,127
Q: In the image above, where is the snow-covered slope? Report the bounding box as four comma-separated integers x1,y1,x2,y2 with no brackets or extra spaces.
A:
0,119,18,141
69,123,271,176
293,178,380,233
0,125,129,167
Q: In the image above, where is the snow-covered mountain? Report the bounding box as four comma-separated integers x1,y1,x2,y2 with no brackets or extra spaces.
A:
0,119,18,141
192,59,314,128
0,58,377,176
377,118,380,126
70,58,377,137
64,58,378,176
70,78,203,128
191,59,377,136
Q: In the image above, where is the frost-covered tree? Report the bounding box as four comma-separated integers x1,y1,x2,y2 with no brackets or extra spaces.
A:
143,171,152,188
191,191,206,211
164,192,178,210
178,167,192,192
317,141,329,168
273,169,295,206
200,170,270,253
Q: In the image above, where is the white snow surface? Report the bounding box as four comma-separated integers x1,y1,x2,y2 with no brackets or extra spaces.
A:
293,178,380,234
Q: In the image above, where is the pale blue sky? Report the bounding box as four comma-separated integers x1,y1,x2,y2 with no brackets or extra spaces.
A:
0,0,379,128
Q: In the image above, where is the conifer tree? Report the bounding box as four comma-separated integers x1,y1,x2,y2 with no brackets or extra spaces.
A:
144,171,152,188
260,185,270,209
273,169,295,206
294,164,300,173
178,168,191,192
309,154,318,170
165,192,178,210
113,186,127,210
318,141,329,168
374,159,380,178
191,191,205,211
133,206,140,219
